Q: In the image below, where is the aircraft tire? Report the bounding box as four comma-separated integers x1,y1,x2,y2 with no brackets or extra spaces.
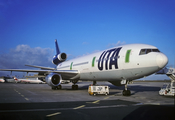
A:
56,85,62,90
52,86,56,90
72,85,78,90
126,90,131,96
75,85,78,90
122,90,131,96
122,90,126,96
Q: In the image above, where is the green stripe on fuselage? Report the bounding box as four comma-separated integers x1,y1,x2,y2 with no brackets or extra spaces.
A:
70,62,73,70
125,50,131,63
92,57,96,67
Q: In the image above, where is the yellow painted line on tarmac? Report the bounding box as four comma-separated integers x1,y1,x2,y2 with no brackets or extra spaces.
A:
46,112,61,117
86,100,100,104
14,89,29,101
25,98,29,101
104,97,109,99
92,100,100,103
73,105,85,110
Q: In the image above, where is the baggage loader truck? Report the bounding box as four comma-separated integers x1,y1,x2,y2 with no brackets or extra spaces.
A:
88,85,109,96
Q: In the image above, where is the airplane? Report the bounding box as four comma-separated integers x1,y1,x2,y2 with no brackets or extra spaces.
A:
0,79,5,83
4,76,16,83
0,39,168,96
14,77,45,84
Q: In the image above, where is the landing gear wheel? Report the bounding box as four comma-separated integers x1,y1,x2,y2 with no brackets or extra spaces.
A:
127,90,131,95
52,85,62,90
57,85,62,90
122,90,131,96
72,85,78,90
52,86,56,90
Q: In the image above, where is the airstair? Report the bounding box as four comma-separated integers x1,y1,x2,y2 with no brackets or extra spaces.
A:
156,67,175,81
166,74,175,81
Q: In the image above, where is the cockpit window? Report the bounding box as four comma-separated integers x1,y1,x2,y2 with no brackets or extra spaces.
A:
139,49,160,55
146,49,152,54
140,49,146,55
152,49,160,52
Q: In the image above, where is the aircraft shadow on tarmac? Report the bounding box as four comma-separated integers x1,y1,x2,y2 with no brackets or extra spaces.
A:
74,84,161,96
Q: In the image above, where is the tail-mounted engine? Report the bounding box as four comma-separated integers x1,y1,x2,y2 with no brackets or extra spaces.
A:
52,39,67,65
52,53,67,65
45,73,62,87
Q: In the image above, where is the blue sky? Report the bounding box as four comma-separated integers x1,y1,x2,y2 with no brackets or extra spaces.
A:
0,0,175,79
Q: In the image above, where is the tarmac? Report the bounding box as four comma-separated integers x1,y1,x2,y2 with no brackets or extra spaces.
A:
0,81,174,120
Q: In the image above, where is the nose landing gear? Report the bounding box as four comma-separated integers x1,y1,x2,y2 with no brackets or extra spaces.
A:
122,83,131,96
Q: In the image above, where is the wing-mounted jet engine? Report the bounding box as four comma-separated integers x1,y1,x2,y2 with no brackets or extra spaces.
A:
45,73,62,90
52,39,67,65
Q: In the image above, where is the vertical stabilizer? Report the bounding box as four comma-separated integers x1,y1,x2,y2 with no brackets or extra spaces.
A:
52,39,67,65
55,39,60,55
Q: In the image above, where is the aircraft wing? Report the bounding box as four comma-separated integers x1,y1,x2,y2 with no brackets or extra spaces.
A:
25,64,56,70
0,69,79,79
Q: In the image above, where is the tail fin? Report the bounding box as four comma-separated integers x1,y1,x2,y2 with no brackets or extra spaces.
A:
14,77,18,81
52,39,67,65
55,39,60,55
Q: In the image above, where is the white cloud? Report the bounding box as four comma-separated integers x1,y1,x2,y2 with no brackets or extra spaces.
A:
82,42,88,45
0,44,55,69
107,41,126,48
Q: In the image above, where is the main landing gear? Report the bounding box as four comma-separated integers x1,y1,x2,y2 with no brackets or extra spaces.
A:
122,83,131,96
52,85,62,90
72,80,78,90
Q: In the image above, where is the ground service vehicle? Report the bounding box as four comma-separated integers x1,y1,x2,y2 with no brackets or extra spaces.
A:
88,85,109,96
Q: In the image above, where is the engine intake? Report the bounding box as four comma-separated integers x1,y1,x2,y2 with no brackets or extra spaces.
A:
52,53,67,65
45,73,62,87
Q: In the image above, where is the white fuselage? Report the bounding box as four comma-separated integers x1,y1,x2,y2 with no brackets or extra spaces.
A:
57,44,168,81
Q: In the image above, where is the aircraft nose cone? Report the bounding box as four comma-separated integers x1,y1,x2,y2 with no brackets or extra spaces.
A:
156,53,168,69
